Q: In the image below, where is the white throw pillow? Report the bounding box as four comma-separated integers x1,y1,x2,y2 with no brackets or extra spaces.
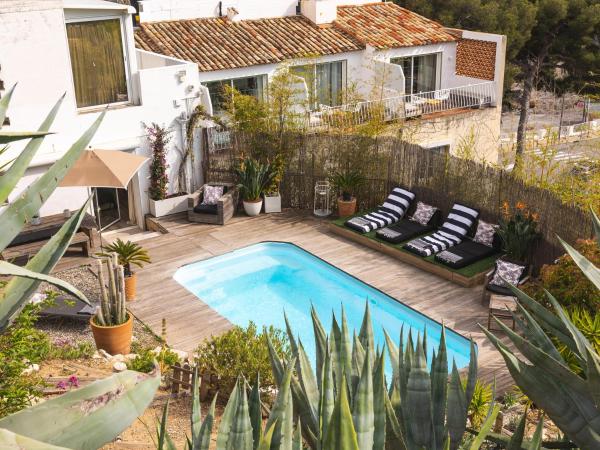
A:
410,202,437,226
473,220,497,247
202,185,224,205
490,260,525,287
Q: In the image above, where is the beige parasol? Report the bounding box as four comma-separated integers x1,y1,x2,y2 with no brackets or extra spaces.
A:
59,149,148,189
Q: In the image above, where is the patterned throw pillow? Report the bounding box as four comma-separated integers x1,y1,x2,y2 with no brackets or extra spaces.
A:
490,260,526,287
410,202,437,226
202,185,224,205
473,220,497,247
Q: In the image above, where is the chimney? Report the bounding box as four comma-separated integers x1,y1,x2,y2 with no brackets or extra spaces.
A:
301,0,337,25
226,6,240,21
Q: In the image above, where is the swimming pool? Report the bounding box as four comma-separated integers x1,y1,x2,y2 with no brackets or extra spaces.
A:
174,242,473,371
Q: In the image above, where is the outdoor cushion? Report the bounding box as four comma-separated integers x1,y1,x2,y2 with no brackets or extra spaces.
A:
376,209,441,244
490,260,525,287
403,203,479,257
193,204,218,215
473,220,497,247
345,187,415,233
202,185,224,205
410,202,437,226
435,240,499,269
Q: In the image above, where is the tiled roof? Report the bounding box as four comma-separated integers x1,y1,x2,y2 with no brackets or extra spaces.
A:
134,16,363,72
334,2,457,49
455,38,497,81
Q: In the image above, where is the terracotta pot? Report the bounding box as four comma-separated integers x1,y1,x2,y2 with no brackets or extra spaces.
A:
90,313,133,355
124,273,137,302
243,199,263,216
337,197,357,218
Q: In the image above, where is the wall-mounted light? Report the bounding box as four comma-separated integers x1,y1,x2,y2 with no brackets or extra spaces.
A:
185,85,195,93
176,70,187,83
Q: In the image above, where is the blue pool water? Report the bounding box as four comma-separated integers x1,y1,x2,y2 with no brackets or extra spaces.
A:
174,242,472,372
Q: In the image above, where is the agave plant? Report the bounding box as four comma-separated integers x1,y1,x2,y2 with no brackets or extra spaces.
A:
482,208,600,450
0,85,159,449
98,238,151,277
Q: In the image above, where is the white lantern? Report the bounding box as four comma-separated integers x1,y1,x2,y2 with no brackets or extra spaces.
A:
313,181,331,217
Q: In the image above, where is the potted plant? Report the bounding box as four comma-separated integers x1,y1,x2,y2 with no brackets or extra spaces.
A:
264,153,284,213
90,255,133,355
497,201,540,263
98,239,151,301
234,157,275,216
329,169,366,217
146,123,189,217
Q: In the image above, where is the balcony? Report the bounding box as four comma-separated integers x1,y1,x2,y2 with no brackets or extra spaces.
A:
307,82,497,131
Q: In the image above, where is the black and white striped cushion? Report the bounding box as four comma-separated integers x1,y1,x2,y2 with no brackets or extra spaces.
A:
345,187,415,233
404,203,479,256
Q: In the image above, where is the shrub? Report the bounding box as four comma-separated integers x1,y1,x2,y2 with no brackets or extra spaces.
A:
556,307,600,373
464,379,493,429
524,238,600,312
146,122,171,201
126,346,179,374
194,322,289,397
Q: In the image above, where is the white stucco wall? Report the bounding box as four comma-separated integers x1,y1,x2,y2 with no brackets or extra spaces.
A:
0,1,202,222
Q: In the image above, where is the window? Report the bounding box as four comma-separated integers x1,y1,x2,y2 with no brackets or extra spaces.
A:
204,75,267,113
390,54,440,95
427,144,450,155
291,60,346,109
66,19,129,108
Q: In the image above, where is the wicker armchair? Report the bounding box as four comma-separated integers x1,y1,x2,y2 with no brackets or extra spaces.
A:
187,182,238,225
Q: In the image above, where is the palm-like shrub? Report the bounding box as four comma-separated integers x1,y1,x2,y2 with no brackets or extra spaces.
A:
0,85,158,448
329,169,365,201
497,201,540,261
234,157,275,202
98,238,151,277
482,209,600,450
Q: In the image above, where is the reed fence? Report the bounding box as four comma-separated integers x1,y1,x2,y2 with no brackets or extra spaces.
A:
204,131,593,270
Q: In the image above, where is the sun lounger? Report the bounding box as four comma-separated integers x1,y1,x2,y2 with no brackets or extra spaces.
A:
403,203,479,257
344,187,415,233
375,209,442,244
435,238,500,269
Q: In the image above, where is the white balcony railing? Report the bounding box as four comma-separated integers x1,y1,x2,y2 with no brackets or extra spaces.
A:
307,81,496,130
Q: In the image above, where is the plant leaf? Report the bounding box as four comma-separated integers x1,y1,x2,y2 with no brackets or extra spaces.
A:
0,131,54,144
352,345,374,450
558,236,600,291
323,373,359,450
0,429,69,449
0,83,16,126
265,359,295,450
468,403,500,450
228,379,253,450
249,374,262,450
216,381,239,448
0,369,159,450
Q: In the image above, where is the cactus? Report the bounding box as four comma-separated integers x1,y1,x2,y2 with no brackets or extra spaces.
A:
482,208,600,450
94,254,128,327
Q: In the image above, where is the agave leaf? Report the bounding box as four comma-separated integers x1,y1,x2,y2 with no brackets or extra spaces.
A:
228,379,253,450
0,110,105,251
330,313,342,390
359,300,374,364
189,368,202,450
0,429,70,449
351,332,365,396
0,196,92,329
0,83,16,126
512,302,565,362
339,307,353,396
292,419,302,450
431,328,448,448
0,131,54,145
296,340,319,425
257,420,276,450
323,373,359,450
216,381,240,448
384,329,399,385
406,335,433,447
373,351,387,450
546,292,593,361
266,359,295,450
529,415,544,450
266,334,284,386
352,345,374,450
0,369,159,450
446,362,467,450
508,412,527,450
558,236,600,291
157,399,177,450
591,208,600,243
465,340,477,406
586,347,600,407
0,94,65,205
249,375,262,450
468,403,500,450
311,304,327,387
384,386,407,450
320,339,335,446
195,394,217,450
284,311,298,356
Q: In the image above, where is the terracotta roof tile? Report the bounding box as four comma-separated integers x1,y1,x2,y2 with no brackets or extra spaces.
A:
135,15,364,72
455,38,496,81
334,2,457,49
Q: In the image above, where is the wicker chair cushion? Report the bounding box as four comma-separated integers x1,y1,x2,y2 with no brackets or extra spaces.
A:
202,185,224,205
193,204,218,215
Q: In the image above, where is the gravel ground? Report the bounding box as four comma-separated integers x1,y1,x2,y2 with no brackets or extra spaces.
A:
36,265,159,350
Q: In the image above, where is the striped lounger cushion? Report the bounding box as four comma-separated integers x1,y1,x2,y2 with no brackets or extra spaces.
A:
345,187,415,233
403,204,479,257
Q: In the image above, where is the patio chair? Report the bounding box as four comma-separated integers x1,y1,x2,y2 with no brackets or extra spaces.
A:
481,259,530,306
403,203,479,257
345,187,415,233
188,182,239,225
375,204,442,244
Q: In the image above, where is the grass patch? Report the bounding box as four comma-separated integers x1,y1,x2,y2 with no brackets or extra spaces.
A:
331,216,497,278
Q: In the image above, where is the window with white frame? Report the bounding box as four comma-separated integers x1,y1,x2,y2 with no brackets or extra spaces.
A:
291,60,346,109
204,75,268,113
390,54,441,95
66,18,130,108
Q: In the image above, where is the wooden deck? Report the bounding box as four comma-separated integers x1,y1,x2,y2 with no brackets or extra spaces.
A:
131,210,512,390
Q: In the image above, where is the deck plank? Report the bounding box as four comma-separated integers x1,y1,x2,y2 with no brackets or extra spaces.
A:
131,211,513,391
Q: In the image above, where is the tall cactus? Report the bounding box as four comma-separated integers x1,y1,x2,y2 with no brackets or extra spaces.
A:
94,254,128,326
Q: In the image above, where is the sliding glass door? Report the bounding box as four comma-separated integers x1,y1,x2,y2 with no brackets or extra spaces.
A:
391,53,440,95
291,60,346,109
204,75,267,113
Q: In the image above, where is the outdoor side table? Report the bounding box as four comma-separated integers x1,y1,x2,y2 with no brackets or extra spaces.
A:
488,294,518,331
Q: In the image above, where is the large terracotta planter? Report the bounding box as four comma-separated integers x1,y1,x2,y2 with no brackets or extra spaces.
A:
243,199,263,216
337,197,357,218
90,313,133,355
124,273,137,302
